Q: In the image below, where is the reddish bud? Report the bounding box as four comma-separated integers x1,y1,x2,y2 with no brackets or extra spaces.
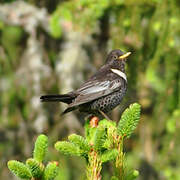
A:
90,116,99,127
50,161,59,166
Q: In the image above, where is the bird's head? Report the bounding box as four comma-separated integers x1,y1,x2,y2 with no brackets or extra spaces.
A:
106,49,131,71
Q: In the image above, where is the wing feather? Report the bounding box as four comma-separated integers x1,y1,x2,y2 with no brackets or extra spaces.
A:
68,66,126,107
69,78,123,107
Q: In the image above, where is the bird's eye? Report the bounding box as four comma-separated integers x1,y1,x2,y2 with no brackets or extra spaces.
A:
113,55,118,59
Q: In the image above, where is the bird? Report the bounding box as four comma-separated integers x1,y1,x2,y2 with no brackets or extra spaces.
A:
40,49,131,119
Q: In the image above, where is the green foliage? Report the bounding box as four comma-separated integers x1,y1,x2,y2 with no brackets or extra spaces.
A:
49,14,62,38
125,170,139,180
33,134,48,162
50,0,110,38
99,119,117,149
85,124,97,144
26,158,44,178
132,170,139,179
68,134,90,154
7,160,32,179
94,126,107,151
111,176,119,180
101,149,118,163
43,162,59,180
1,25,24,64
117,103,141,138
7,105,140,179
55,141,81,156
99,119,116,128
123,170,139,180
7,134,59,180
55,103,141,179
166,109,180,134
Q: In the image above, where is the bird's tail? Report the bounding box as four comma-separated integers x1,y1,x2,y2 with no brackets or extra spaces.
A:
40,94,74,104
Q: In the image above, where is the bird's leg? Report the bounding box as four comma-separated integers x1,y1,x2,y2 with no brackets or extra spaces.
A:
99,110,112,121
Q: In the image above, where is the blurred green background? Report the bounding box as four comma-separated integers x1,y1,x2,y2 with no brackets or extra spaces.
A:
0,0,179,179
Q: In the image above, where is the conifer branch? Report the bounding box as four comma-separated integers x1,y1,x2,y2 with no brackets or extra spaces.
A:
7,134,59,180
87,149,102,180
7,160,32,179
55,141,81,156
43,162,59,180
26,158,44,178
117,103,141,138
33,134,48,163
68,134,90,154
8,103,141,180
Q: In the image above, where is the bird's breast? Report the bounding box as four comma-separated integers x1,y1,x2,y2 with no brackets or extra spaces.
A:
88,85,127,113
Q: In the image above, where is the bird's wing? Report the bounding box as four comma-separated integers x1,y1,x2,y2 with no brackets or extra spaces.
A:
69,73,125,107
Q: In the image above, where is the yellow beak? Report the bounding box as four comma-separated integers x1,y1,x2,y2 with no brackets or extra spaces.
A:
118,52,131,59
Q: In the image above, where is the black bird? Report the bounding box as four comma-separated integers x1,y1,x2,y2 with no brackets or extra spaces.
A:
40,49,131,118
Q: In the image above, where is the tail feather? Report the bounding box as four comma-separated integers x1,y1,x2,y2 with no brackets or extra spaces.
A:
40,94,74,104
